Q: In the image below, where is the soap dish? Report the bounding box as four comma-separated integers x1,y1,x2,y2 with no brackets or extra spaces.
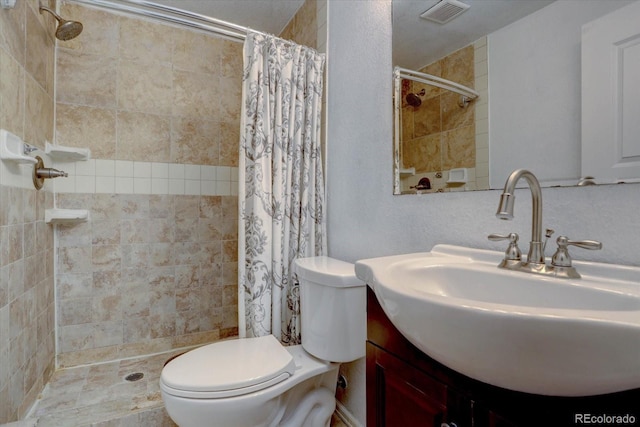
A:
446,168,468,184
45,142,90,161
45,209,90,224
0,129,37,164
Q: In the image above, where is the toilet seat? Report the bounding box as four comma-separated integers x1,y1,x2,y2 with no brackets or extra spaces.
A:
160,335,296,399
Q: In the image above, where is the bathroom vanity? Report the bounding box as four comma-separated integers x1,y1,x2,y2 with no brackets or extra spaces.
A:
366,287,640,427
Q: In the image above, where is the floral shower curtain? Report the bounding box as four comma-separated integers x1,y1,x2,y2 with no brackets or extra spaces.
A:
238,30,326,344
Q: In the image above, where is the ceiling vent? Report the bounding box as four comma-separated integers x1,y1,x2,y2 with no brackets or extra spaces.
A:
420,0,470,24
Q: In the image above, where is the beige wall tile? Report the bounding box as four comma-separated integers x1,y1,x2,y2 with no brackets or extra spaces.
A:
24,74,53,147
280,0,317,49
0,48,25,138
171,117,219,165
59,297,93,326
220,120,240,168
0,188,55,425
0,0,26,66
92,244,122,272
443,125,476,170
26,5,55,96
121,244,149,269
117,111,170,162
172,27,223,73
119,15,172,64
92,294,122,322
58,246,92,274
117,59,173,115
221,41,243,78
441,91,474,132
120,219,149,244
59,2,119,56
443,45,474,87
174,195,199,218
405,134,442,173
414,97,441,138
172,69,219,119
56,103,116,158
219,74,241,124
57,49,117,108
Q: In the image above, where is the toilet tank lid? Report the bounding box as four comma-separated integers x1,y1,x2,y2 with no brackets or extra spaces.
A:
294,256,363,288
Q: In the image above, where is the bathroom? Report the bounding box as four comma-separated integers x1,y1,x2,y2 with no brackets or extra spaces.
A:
1,0,640,426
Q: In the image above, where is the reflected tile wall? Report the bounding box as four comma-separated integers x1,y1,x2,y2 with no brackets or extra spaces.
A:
400,43,485,193
280,0,318,49
402,44,476,172
56,194,238,367
0,0,57,423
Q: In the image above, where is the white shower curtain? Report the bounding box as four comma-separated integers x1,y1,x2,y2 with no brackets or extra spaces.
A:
238,30,326,344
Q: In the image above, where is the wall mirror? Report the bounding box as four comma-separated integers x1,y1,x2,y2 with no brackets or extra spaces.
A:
392,0,640,195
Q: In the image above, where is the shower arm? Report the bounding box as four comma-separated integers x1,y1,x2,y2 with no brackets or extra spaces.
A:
394,66,479,100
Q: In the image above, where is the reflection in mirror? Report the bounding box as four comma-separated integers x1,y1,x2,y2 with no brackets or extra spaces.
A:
392,0,639,195
394,43,487,194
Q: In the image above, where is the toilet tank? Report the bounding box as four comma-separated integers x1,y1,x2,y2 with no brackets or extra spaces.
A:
294,256,365,363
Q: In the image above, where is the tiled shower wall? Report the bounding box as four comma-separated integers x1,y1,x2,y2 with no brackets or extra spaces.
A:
1,0,57,423
54,1,241,366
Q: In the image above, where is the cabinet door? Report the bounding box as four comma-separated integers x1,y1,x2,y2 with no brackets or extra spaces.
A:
368,343,461,427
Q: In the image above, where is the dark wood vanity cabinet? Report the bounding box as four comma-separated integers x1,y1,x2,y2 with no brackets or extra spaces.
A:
366,287,640,427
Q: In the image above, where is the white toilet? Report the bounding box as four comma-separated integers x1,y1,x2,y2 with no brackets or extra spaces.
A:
160,256,365,427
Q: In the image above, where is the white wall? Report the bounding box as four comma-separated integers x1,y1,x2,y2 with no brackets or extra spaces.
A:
488,0,634,188
325,0,640,425
325,2,392,424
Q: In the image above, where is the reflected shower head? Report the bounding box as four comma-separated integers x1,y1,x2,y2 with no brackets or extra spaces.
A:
39,5,83,41
405,89,426,107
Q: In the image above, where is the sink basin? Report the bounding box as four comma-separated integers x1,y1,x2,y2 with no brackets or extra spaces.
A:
355,244,640,396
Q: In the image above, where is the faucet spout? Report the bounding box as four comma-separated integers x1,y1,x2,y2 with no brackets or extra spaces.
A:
496,169,545,266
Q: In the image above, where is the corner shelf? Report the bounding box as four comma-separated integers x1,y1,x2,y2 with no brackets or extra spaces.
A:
446,168,468,184
45,142,90,161
45,209,89,224
399,167,415,178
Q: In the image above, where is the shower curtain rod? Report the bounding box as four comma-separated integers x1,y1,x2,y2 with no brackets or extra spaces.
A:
394,66,480,100
69,0,254,42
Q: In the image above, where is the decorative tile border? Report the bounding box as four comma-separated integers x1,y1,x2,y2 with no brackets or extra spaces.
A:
51,159,239,196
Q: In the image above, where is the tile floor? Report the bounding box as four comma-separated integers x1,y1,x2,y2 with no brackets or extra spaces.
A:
10,349,350,427
24,350,184,427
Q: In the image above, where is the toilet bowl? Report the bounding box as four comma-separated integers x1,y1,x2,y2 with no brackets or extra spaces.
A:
160,256,365,427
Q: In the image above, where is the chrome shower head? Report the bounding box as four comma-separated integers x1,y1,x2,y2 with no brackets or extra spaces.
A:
39,5,83,41
405,88,426,107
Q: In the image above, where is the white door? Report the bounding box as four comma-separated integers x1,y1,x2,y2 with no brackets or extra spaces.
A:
582,0,640,183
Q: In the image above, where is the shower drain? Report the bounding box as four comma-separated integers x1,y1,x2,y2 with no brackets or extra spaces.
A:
124,372,144,382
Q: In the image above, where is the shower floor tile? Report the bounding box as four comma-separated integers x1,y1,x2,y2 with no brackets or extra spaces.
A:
26,350,184,427
18,349,350,427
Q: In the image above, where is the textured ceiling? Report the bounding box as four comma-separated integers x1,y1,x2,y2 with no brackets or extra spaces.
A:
151,0,555,70
152,0,306,35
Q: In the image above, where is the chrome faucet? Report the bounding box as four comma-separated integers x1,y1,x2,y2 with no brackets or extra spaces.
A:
490,169,601,278
495,169,546,271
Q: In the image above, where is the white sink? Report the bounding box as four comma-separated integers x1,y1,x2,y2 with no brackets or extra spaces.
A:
355,244,640,397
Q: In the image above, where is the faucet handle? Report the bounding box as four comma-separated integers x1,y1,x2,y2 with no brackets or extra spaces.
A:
488,233,522,264
551,236,602,268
